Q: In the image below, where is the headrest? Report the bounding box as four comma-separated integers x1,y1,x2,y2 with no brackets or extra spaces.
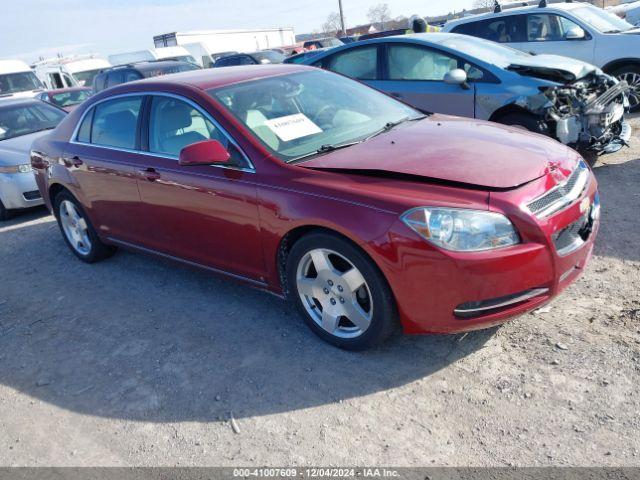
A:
158,103,193,132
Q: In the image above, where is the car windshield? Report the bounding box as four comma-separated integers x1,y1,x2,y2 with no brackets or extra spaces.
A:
50,89,92,107
0,103,66,140
73,69,103,87
571,5,634,33
439,36,530,66
253,50,286,64
210,70,422,163
0,72,43,95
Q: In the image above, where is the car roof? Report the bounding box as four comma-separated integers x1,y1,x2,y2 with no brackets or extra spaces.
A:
133,63,313,90
446,1,586,27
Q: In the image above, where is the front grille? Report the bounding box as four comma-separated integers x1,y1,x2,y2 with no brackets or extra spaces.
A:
526,160,589,218
23,190,42,201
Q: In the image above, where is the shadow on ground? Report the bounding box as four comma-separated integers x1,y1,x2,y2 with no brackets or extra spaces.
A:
0,209,496,423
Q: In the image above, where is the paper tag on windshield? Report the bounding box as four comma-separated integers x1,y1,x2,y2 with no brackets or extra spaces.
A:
265,114,322,142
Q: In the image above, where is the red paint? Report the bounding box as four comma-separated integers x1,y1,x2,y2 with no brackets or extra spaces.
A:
32,65,598,335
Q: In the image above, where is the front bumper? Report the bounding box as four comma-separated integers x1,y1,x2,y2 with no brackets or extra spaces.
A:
370,169,599,335
601,121,632,154
0,171,44,210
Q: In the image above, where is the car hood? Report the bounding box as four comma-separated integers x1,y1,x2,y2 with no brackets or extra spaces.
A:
300,115,577,190
507,54,598,83
0,130,49,166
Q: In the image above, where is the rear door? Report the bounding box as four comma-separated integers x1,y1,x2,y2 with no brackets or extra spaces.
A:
376,43,475,117
64,95,147,243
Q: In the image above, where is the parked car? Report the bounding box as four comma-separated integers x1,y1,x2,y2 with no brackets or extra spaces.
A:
293,33,630,155
0,60,44,100
108,47,197,67
607,1,640,27
32,65,599,350
37,87,92,112
0,98,66,219
213,50,286,67
92,61,201,93
303,37,344,50
443,0,640,111
32,54,111,89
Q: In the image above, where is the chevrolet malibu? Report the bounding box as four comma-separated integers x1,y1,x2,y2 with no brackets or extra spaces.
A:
31,65,600,350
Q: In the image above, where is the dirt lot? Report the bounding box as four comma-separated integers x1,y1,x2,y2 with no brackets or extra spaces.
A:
0,117,639,467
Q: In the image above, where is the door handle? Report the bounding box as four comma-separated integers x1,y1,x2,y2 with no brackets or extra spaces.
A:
138,168,161,182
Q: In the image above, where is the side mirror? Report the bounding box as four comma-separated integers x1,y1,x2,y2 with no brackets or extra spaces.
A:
179,140,231,166
565,27,586,40
444,69,470,90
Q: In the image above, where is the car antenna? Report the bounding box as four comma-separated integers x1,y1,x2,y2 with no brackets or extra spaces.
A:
494,0,502,13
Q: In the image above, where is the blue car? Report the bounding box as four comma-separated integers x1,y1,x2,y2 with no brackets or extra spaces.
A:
286,32,630,154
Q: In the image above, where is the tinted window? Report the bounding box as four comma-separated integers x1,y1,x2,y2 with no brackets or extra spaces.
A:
387,44,457,81
451,22,477,36
0,71,42,95
90,96,143,149
148,96,227,157
526,13,581,41
106,71,124,87
76,108,93,143
124,71,143,82
472,15,523,43
326,46,378,80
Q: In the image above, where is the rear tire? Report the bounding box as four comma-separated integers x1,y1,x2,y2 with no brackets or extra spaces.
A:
54,191,116,263
497,112,550,137
611,65,640,113
286,232,398,350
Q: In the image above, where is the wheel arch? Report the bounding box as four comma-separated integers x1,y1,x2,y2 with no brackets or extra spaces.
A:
488,103,536,123
276,224,392,300
601,58,640,75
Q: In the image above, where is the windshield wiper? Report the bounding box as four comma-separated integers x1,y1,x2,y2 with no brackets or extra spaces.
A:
363,115,427,142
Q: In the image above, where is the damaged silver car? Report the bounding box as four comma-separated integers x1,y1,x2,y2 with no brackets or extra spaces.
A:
295,33,631,155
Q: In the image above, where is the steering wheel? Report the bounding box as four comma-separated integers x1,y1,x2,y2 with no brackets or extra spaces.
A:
312,105,337,128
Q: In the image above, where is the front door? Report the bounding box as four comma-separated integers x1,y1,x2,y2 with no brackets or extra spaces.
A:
135,94,265,282
374,43,475,118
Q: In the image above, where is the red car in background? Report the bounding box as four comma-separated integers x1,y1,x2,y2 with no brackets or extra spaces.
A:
37,87,92,112
31,65,599,350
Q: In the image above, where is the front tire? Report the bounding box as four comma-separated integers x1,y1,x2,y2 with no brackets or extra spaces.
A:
54,191,116,263
0,199,11,221
286,232,398,350
611,65,640,113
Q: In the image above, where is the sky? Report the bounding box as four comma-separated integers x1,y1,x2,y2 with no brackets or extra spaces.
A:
0,0,474,62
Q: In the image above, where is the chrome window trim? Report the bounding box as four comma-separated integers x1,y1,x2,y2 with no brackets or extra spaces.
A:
69,91,256,174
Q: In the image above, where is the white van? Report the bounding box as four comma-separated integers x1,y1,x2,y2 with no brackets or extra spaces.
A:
108,46,197,66
32,55,111,89
0,60,44,100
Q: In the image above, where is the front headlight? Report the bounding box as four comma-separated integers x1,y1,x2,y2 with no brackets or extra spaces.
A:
401,207,520,252
0,164,32,174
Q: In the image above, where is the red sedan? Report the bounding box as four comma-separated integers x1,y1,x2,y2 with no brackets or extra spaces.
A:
31,65,599,350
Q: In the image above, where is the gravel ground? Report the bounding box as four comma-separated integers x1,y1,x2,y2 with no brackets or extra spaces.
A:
0,116,639,467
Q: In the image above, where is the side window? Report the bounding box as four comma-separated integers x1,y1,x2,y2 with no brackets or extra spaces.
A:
463,62,485,81
239,56,257,65
76,108,93,143
326,46,378,80
387,44,457,81
474,16,523,43
50,73,64,89
106,71,124,88
526,14,568,41
90,96,143,149
63,74,74,87
148,96,227,157
124,70,143,82
451,22,476,36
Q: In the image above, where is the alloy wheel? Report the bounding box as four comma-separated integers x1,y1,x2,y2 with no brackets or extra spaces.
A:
59,200,92,256
618,72,640,110
296,248,373,339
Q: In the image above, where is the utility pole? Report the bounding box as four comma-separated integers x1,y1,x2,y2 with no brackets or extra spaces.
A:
338,0,346,35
